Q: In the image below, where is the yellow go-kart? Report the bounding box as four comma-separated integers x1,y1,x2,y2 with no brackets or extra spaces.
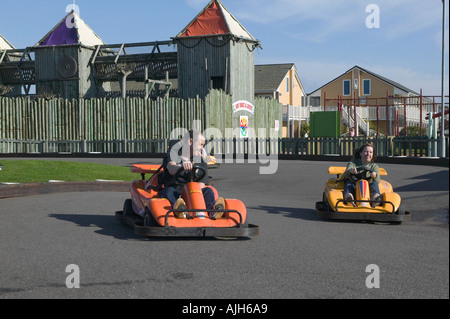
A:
316,166,410,223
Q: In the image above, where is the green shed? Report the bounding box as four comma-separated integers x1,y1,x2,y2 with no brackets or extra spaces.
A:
310,111,341,138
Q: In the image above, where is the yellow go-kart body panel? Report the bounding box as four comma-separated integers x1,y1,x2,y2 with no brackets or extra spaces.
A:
324,167,401,214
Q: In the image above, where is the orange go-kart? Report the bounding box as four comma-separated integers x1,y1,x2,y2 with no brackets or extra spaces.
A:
115,163,259,238
315,166,410,223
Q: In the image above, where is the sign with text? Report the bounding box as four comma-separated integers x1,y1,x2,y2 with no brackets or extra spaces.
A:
233,100,255,114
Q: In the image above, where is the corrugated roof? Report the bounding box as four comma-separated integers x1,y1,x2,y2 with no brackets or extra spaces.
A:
255,63,294,92
34,11,104,47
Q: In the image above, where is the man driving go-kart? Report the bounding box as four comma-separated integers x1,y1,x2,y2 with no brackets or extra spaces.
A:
115,128,259,238
160,129,225,219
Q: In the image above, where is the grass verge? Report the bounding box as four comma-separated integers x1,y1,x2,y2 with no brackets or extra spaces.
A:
0,160,136,184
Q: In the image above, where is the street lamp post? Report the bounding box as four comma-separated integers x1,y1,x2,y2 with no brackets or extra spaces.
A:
440,0,447,158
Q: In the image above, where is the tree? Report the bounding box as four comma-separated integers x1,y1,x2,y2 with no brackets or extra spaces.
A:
399,126,427,137
301,123,310,137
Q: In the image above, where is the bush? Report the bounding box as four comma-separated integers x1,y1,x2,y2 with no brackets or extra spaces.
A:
399,126,427,137
301,123,310,137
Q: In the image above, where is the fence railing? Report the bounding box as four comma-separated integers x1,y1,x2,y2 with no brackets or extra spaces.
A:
279,136,447,157
323,94,449,136
0,139,168,154
1,136,448,158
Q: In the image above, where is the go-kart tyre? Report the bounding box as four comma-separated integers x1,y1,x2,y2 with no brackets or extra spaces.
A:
396,204,406,215
116,199,138,228
143,208,158,227
123,199,133,217
322,192,331,211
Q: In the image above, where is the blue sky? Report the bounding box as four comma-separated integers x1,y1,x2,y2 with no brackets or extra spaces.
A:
0,0,448,96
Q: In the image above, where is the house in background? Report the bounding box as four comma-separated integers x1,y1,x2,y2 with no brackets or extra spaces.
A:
307,65,433,136
307,65,423,105
255,63,306,137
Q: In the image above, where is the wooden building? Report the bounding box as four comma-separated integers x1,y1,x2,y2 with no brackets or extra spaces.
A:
2,2,262,103
172,0,261,102
32,11,106,99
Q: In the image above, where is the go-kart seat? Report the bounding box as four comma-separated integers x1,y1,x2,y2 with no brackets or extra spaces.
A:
143,172,164,197
130,171,163,200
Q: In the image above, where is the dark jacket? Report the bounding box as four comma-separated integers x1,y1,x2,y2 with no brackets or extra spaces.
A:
161,144,209,192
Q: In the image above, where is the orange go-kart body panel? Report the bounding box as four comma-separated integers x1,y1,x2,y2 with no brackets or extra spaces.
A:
129,165,247,228
130,164,161,175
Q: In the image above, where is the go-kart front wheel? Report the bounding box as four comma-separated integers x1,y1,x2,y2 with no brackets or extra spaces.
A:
143,208,158,227
396,204,406,215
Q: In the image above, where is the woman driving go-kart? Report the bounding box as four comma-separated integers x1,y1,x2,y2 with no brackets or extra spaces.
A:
343,143,382,208
316,142,410,223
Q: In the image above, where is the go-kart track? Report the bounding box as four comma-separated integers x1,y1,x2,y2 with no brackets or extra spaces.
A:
0,159,448,299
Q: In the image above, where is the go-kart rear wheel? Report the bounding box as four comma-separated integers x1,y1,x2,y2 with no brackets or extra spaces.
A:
123,199,133,217
143,208,158,227
322,192,331,211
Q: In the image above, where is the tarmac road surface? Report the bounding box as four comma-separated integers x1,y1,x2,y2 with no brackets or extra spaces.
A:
0,159,448,300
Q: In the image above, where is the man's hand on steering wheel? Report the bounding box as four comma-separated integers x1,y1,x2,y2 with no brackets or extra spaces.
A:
175,164,206,183
181,160,194,171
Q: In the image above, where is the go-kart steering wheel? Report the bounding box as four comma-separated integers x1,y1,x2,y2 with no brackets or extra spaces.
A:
175,164,207,183
350,167,372,182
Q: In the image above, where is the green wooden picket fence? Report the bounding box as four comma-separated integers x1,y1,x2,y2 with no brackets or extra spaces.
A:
0,89,282,144
0,95,204,141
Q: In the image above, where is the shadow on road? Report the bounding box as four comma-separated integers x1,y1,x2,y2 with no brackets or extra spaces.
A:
48,213,252,241
253,205,415,226
49,213,141,240
253,205,318,221
396,171,449,192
